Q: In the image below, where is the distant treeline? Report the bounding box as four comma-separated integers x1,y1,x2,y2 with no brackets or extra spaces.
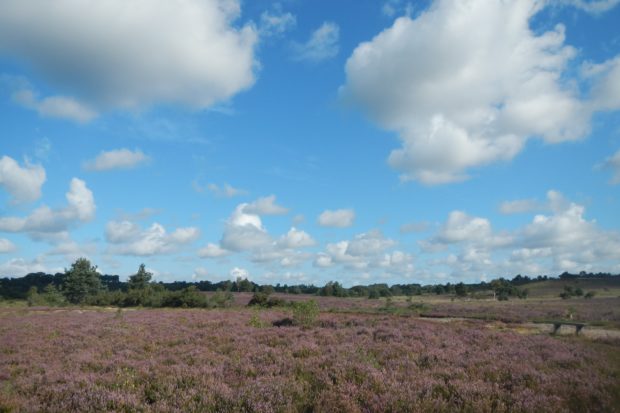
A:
1,264,618,302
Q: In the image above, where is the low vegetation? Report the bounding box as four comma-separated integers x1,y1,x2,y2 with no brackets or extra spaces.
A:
1,307,618,412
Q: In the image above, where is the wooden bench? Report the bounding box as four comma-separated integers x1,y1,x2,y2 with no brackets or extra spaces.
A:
551,321,586,335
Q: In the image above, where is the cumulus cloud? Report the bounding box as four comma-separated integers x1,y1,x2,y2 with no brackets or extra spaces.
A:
0,155,46,203
277,227,316,249
106,220,200,256
200,202,315,269
422,191,620,277
83,148,150,171
12,88,97,123
500,190,569,214
582,56,620,111
342,0,620,184
0,0,258,111
0,257,55,277
198,243,231,258
192,267,210,280
243,195,289,215
314,230,414,277
220,204,272,251
0,238,16,253
229,267,249,280
317,208,355,228
346,230,395,256
0,178,95,237
293,22,339,62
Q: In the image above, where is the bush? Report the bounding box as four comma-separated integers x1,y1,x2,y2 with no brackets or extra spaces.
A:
584,291,596,299
292,300,319,328
248,292,286,308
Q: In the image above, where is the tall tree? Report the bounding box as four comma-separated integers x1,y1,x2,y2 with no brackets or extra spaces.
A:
128,264,152,290
62,258,102,304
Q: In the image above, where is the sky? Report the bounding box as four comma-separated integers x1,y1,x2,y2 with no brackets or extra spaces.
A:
1,0,620,286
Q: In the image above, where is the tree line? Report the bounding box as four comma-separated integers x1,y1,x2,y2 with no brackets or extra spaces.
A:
1,258,618,305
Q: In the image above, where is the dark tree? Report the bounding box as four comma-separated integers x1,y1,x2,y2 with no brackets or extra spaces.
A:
128,264,152,290
62,258,102,304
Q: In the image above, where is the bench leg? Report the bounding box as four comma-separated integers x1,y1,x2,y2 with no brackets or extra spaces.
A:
576,325,583,336
552,323,561,335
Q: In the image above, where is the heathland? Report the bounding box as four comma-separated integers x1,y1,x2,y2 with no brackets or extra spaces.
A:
1,263,619,412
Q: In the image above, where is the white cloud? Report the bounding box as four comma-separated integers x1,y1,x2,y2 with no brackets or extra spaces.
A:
0,178,95,236
83,148,150,171
600,149,620,184
500,190,569,214
198,243,231,259
259,8,296,37
553,0,620,14
341,0,618,184
317,208,355,228
293,22,339,62
314,253,333,268
0,238,16,253
0,257,56,277
346,230,395,256
220,204,272,251
277,227,316,249
315,230,412,277
106,221,200,256
582,56,620,111
12,88,97,123
422,191,620,277
243,195,289,215
0,155,46,203
0,0,258,111
230,267,249,280
435,211,493,244
192,267,210,280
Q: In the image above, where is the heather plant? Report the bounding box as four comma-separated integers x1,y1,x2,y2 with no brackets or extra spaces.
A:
1,307,618,412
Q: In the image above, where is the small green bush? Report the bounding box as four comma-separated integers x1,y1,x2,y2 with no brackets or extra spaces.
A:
292,300,319,328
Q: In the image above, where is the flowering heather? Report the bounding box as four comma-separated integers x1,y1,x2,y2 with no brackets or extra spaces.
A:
1,307,619,412
415,297,620,327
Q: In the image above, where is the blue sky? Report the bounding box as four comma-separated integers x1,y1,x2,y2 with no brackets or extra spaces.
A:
1,0,620,286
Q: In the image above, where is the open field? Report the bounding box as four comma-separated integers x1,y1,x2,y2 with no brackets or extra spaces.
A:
225,293,620,328
1,296,620,413
520,277,620,298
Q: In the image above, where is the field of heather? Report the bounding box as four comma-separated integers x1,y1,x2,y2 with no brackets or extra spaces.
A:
1,305,619,412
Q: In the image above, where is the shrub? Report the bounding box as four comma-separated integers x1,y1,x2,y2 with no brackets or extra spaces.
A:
248,292,270,307
584,291,596,299
292,300,319,328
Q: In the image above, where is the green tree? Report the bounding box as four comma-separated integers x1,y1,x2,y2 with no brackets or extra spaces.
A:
128,264,152,290
455,282,468,297
62,258,102,304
